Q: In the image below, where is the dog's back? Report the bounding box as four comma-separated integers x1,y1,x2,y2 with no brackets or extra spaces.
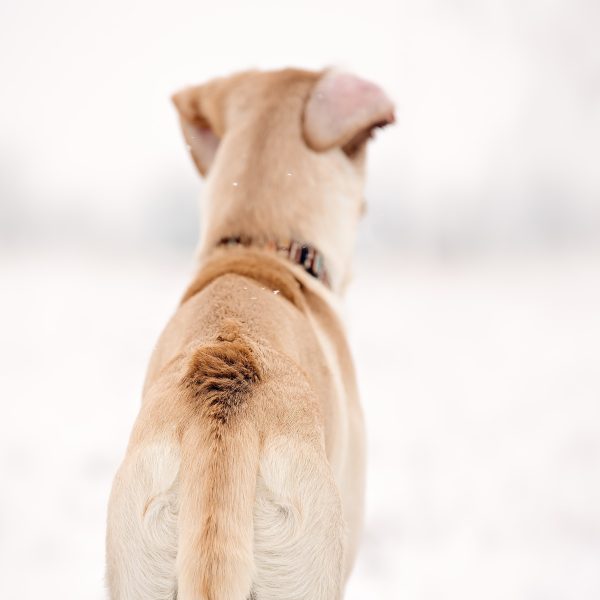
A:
107,253,349,599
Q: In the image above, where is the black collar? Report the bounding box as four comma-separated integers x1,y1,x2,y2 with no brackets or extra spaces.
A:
217,236,330,287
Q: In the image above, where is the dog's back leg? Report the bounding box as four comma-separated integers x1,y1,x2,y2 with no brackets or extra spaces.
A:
106,441,180,600
252,436,345,600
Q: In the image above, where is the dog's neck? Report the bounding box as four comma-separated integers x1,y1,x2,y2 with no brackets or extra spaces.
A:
195,129,364,294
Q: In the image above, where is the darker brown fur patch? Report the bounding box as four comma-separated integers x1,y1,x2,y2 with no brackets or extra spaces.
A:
182,326,261,423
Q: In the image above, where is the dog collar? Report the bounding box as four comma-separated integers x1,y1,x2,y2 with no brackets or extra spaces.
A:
217,236,330,287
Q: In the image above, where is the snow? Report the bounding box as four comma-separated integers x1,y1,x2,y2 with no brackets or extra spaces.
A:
1,246,599,598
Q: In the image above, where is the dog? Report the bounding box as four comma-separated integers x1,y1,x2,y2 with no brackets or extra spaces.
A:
106,67,394,600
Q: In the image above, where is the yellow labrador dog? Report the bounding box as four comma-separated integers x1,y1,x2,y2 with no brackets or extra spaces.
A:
106,68,393,600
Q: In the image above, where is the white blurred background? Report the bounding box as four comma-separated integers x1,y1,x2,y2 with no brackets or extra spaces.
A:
1,0,599,598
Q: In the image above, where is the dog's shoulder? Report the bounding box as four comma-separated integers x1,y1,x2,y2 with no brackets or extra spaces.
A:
181,249,305,309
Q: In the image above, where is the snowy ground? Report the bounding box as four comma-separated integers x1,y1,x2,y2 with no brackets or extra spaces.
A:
1,246,599,599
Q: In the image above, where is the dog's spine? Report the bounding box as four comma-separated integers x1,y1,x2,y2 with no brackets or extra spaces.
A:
177,332,262,600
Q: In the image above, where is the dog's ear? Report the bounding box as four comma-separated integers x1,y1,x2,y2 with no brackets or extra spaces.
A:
172,85,222,177
303,71,395,156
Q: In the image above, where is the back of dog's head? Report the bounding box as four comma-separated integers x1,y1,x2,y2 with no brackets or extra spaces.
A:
173,68,393,175
172,68,394,290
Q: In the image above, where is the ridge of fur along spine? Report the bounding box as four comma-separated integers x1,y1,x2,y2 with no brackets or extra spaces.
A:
177,324,262,600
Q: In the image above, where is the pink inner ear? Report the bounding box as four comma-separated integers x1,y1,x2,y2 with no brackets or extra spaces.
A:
304,71,395,151
182,121,220,176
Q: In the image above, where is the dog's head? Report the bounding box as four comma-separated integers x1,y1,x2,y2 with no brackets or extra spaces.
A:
172,68,394,290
